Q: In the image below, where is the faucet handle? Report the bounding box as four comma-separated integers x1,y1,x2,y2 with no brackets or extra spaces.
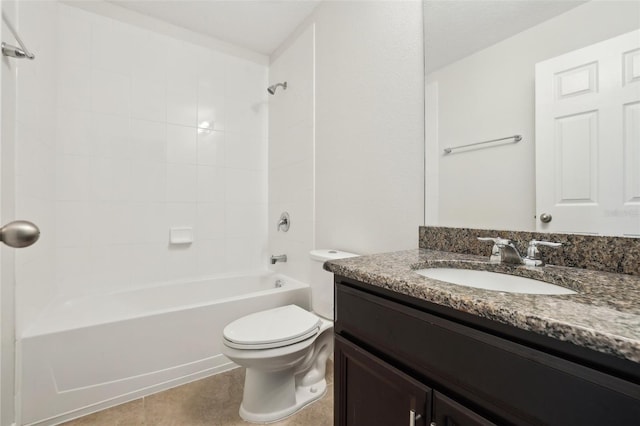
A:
525,240,562,266
528,239,562,248
478,237,512,247
477,237,508,262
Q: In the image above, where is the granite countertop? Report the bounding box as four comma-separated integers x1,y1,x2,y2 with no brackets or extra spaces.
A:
325,249,640,364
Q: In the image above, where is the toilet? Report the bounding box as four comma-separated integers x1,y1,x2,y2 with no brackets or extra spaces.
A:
222,249,358,423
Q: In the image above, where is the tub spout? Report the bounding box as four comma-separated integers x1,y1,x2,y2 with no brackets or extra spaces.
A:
270,254,287,264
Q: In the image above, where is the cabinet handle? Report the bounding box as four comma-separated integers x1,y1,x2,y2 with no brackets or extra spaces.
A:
409,410,423,426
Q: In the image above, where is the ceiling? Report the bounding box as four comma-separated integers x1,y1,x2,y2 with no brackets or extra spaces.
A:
108,0,321,55
106,1,587,64
425,0,587,73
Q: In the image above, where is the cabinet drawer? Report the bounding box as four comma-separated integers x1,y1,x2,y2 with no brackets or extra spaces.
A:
336,283,640,425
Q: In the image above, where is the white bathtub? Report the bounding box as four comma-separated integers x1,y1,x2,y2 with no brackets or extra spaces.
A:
18,272,310,426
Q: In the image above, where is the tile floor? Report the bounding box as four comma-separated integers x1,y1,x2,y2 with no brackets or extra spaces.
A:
61,363,333,426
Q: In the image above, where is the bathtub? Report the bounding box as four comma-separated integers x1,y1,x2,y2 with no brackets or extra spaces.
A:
18,271,310,426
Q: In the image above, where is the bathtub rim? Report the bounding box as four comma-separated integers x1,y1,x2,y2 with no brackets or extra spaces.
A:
21,270,308,339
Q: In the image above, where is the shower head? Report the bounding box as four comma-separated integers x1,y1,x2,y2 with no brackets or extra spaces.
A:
267,82,287,95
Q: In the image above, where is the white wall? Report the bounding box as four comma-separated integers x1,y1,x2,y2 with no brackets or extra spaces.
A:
268,25,315,283
13,0,58,339
4,0,56,420
268,1,424,280
13,1,269,336
0,1,19,423
312,0,424,255
267,1,424,320
427,0,640,231
50,3,268,301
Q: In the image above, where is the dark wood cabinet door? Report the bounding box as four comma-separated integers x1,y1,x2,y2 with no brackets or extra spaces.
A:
433,392,496,426
335,335,431,426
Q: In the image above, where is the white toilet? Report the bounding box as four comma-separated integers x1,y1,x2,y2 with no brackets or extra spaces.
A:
222,249,358,423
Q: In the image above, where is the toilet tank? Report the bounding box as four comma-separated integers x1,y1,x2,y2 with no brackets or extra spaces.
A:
309,249,359,320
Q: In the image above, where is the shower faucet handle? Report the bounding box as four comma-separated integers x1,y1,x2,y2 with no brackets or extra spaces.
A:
277,212,290,232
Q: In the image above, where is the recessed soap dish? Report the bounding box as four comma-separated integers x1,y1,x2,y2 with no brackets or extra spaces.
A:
169,227,193,245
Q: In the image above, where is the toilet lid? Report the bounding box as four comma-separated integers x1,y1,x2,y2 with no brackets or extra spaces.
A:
223,305,321,349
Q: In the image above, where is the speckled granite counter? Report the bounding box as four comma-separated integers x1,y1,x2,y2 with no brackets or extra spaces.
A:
325,249,640,364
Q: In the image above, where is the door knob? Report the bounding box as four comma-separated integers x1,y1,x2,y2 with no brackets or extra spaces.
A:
0,220,40,248
539,213,552,223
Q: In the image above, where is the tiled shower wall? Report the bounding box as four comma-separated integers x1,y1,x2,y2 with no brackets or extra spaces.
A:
15,2,269,333
14,0,58,336
268,25,315,284
53,4,268,295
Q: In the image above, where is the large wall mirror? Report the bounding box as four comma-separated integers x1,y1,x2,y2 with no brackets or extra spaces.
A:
423,0,640,236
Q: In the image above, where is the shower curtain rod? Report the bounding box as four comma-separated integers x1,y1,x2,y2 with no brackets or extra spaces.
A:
1,19,35,60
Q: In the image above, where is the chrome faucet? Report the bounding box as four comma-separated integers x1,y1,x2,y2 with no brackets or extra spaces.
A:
478,237,523,265
478,237,561,266
270,254,287,264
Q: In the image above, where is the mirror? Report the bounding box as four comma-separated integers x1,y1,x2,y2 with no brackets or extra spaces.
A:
423,0,640,236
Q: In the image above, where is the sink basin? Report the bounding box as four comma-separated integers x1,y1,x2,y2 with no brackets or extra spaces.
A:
415,268,576,295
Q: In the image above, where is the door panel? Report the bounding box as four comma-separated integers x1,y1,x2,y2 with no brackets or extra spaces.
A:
536,29,640,236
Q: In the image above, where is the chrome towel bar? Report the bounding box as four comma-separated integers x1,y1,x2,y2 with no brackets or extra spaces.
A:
443,134,522,154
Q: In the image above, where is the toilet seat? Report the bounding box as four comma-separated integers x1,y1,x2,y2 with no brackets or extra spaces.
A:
223,305,321,350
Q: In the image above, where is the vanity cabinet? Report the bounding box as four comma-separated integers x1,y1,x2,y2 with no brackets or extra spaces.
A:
335,334,494,426
334,276,640,426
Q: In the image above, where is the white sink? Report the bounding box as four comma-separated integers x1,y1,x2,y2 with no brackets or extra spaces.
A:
415,268,576,295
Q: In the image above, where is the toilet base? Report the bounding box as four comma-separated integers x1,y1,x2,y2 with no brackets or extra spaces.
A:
239,378,327,424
